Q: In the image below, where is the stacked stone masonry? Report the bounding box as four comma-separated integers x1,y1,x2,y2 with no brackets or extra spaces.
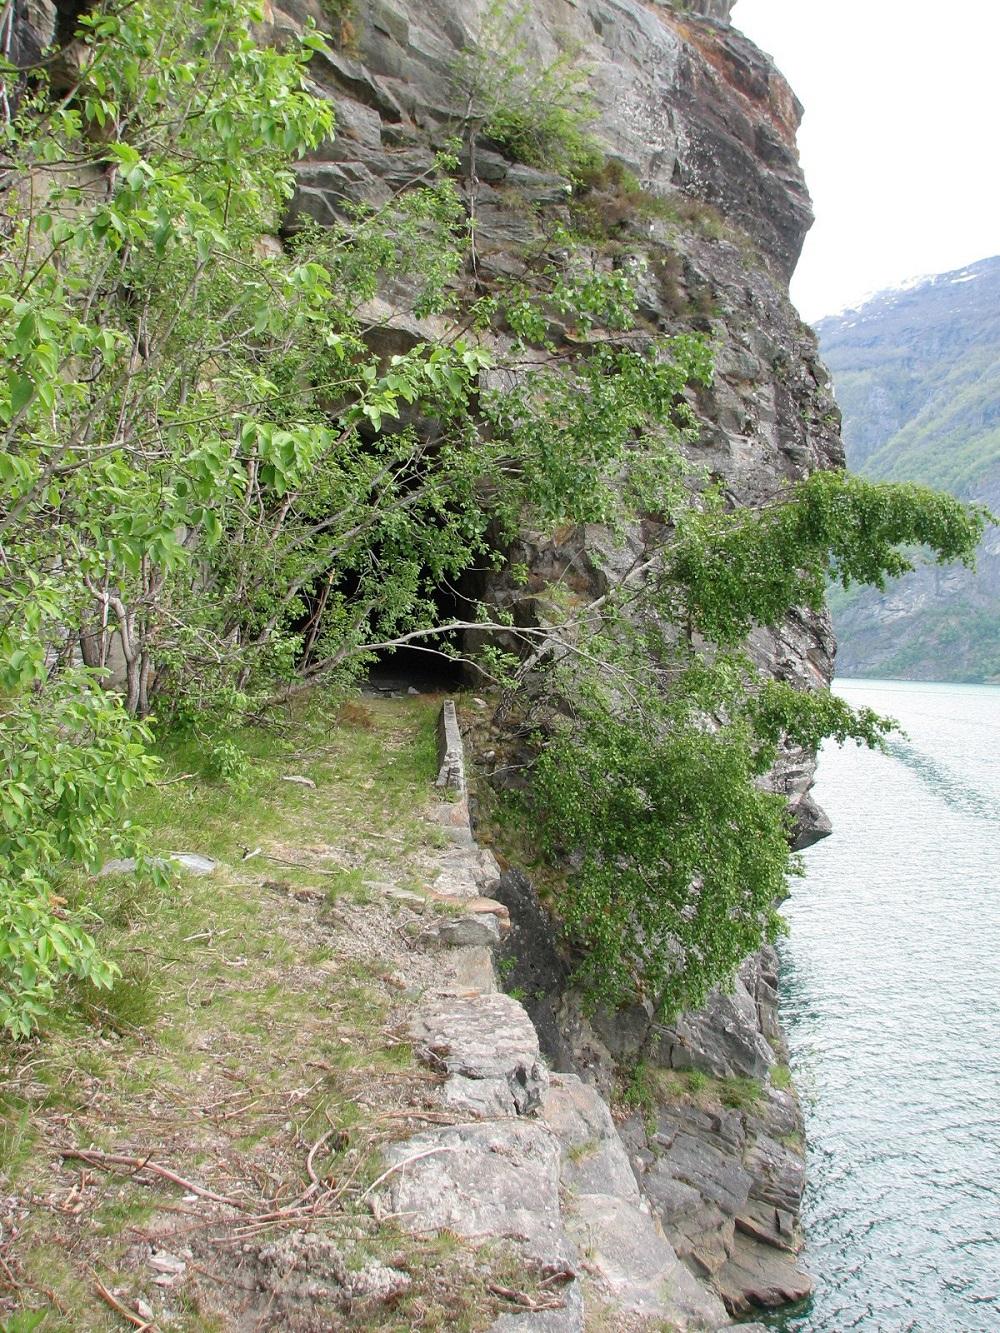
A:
382,702,774,1328
2,0,842,1318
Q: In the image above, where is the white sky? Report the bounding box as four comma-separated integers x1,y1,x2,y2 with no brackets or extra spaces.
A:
729,0,1000,321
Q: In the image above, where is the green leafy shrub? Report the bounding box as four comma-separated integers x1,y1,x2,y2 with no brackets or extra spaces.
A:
0,0,990,1044
667,470,991,646
0,0,336,1031
535,706,791,1018
0,671,158,1036
453,2,602,176
523,470,987,1021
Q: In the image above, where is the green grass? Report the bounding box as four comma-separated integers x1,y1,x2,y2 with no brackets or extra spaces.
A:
113,691,442,891
0,1100,35,1180
0,690,543,1331
648,1067,767,1113
566,1138,599,1164
718,1076,763,1111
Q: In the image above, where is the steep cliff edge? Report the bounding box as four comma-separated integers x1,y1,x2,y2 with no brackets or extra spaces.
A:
272,0,841,821
270,0,833,1315
249,0,836,1318
4,0,835,1321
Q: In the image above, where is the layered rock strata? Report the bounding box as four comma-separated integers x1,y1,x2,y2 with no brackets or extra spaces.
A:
9,0,837,1318
265,0,831,1316
263,0,841,842
493,866,812,1316
385,706,743,1329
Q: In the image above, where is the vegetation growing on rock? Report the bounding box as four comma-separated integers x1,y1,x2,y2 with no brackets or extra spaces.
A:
0,0,988,1039
0,694,580,1329
452,1,601,179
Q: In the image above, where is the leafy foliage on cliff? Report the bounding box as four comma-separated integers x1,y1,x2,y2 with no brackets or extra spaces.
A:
0,0,707,1032
525,472,985,1019
0,0,987,1034
451,0,600,177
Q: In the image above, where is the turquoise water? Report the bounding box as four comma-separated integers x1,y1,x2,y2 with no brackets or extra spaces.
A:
765,679,1000,1333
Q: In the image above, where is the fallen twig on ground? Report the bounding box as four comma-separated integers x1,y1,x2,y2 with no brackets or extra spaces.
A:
305,1128,336,1187
357,1143,461,1205
59,1149,248,1211
487,1282,566,1311
261,852,339,875
94,1276,156,1330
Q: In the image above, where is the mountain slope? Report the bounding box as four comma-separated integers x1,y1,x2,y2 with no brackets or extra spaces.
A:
817,257,1000,682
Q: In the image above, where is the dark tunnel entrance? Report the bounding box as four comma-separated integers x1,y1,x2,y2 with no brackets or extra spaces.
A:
292,561,488,697
364,573,473,696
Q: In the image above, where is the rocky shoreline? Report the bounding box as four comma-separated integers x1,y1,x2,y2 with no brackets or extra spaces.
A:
384,699,784,1328
492,865,812,1319
9,0,839,1319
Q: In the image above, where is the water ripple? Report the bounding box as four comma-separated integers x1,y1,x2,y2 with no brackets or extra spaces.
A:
883,735,1000,825
763,679,1000,1333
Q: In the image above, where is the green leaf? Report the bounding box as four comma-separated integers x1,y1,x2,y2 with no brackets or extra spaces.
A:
8,373,33,414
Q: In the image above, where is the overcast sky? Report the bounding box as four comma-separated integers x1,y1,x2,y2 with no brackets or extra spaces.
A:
729,0,1000,322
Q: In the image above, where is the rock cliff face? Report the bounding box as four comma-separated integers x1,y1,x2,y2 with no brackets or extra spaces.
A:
261,0,835,1318
273,0,841,836
493,867,812,1318
384,725,738,1331
9,0,837,1319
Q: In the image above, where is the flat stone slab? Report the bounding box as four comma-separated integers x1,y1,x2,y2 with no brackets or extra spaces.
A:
429,866,481,898
430,914,503,948
410,993,548,1115
435,945,497,996
436,699,465,793
434,845,503,892
564,1194,728,1329
382,1121,573,1267
382,886,426,906
541,1074,640,1204
434,801,475,844
429,891,510,924
441,1074,520,1119
715,1232,813,1315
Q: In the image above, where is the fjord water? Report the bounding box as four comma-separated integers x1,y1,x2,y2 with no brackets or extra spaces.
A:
768,679,1000,1332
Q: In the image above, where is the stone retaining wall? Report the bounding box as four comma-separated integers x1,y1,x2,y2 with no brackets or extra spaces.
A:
380,702,773,1331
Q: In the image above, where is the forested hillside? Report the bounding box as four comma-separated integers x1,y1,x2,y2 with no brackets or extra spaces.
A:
818,257,1000,681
